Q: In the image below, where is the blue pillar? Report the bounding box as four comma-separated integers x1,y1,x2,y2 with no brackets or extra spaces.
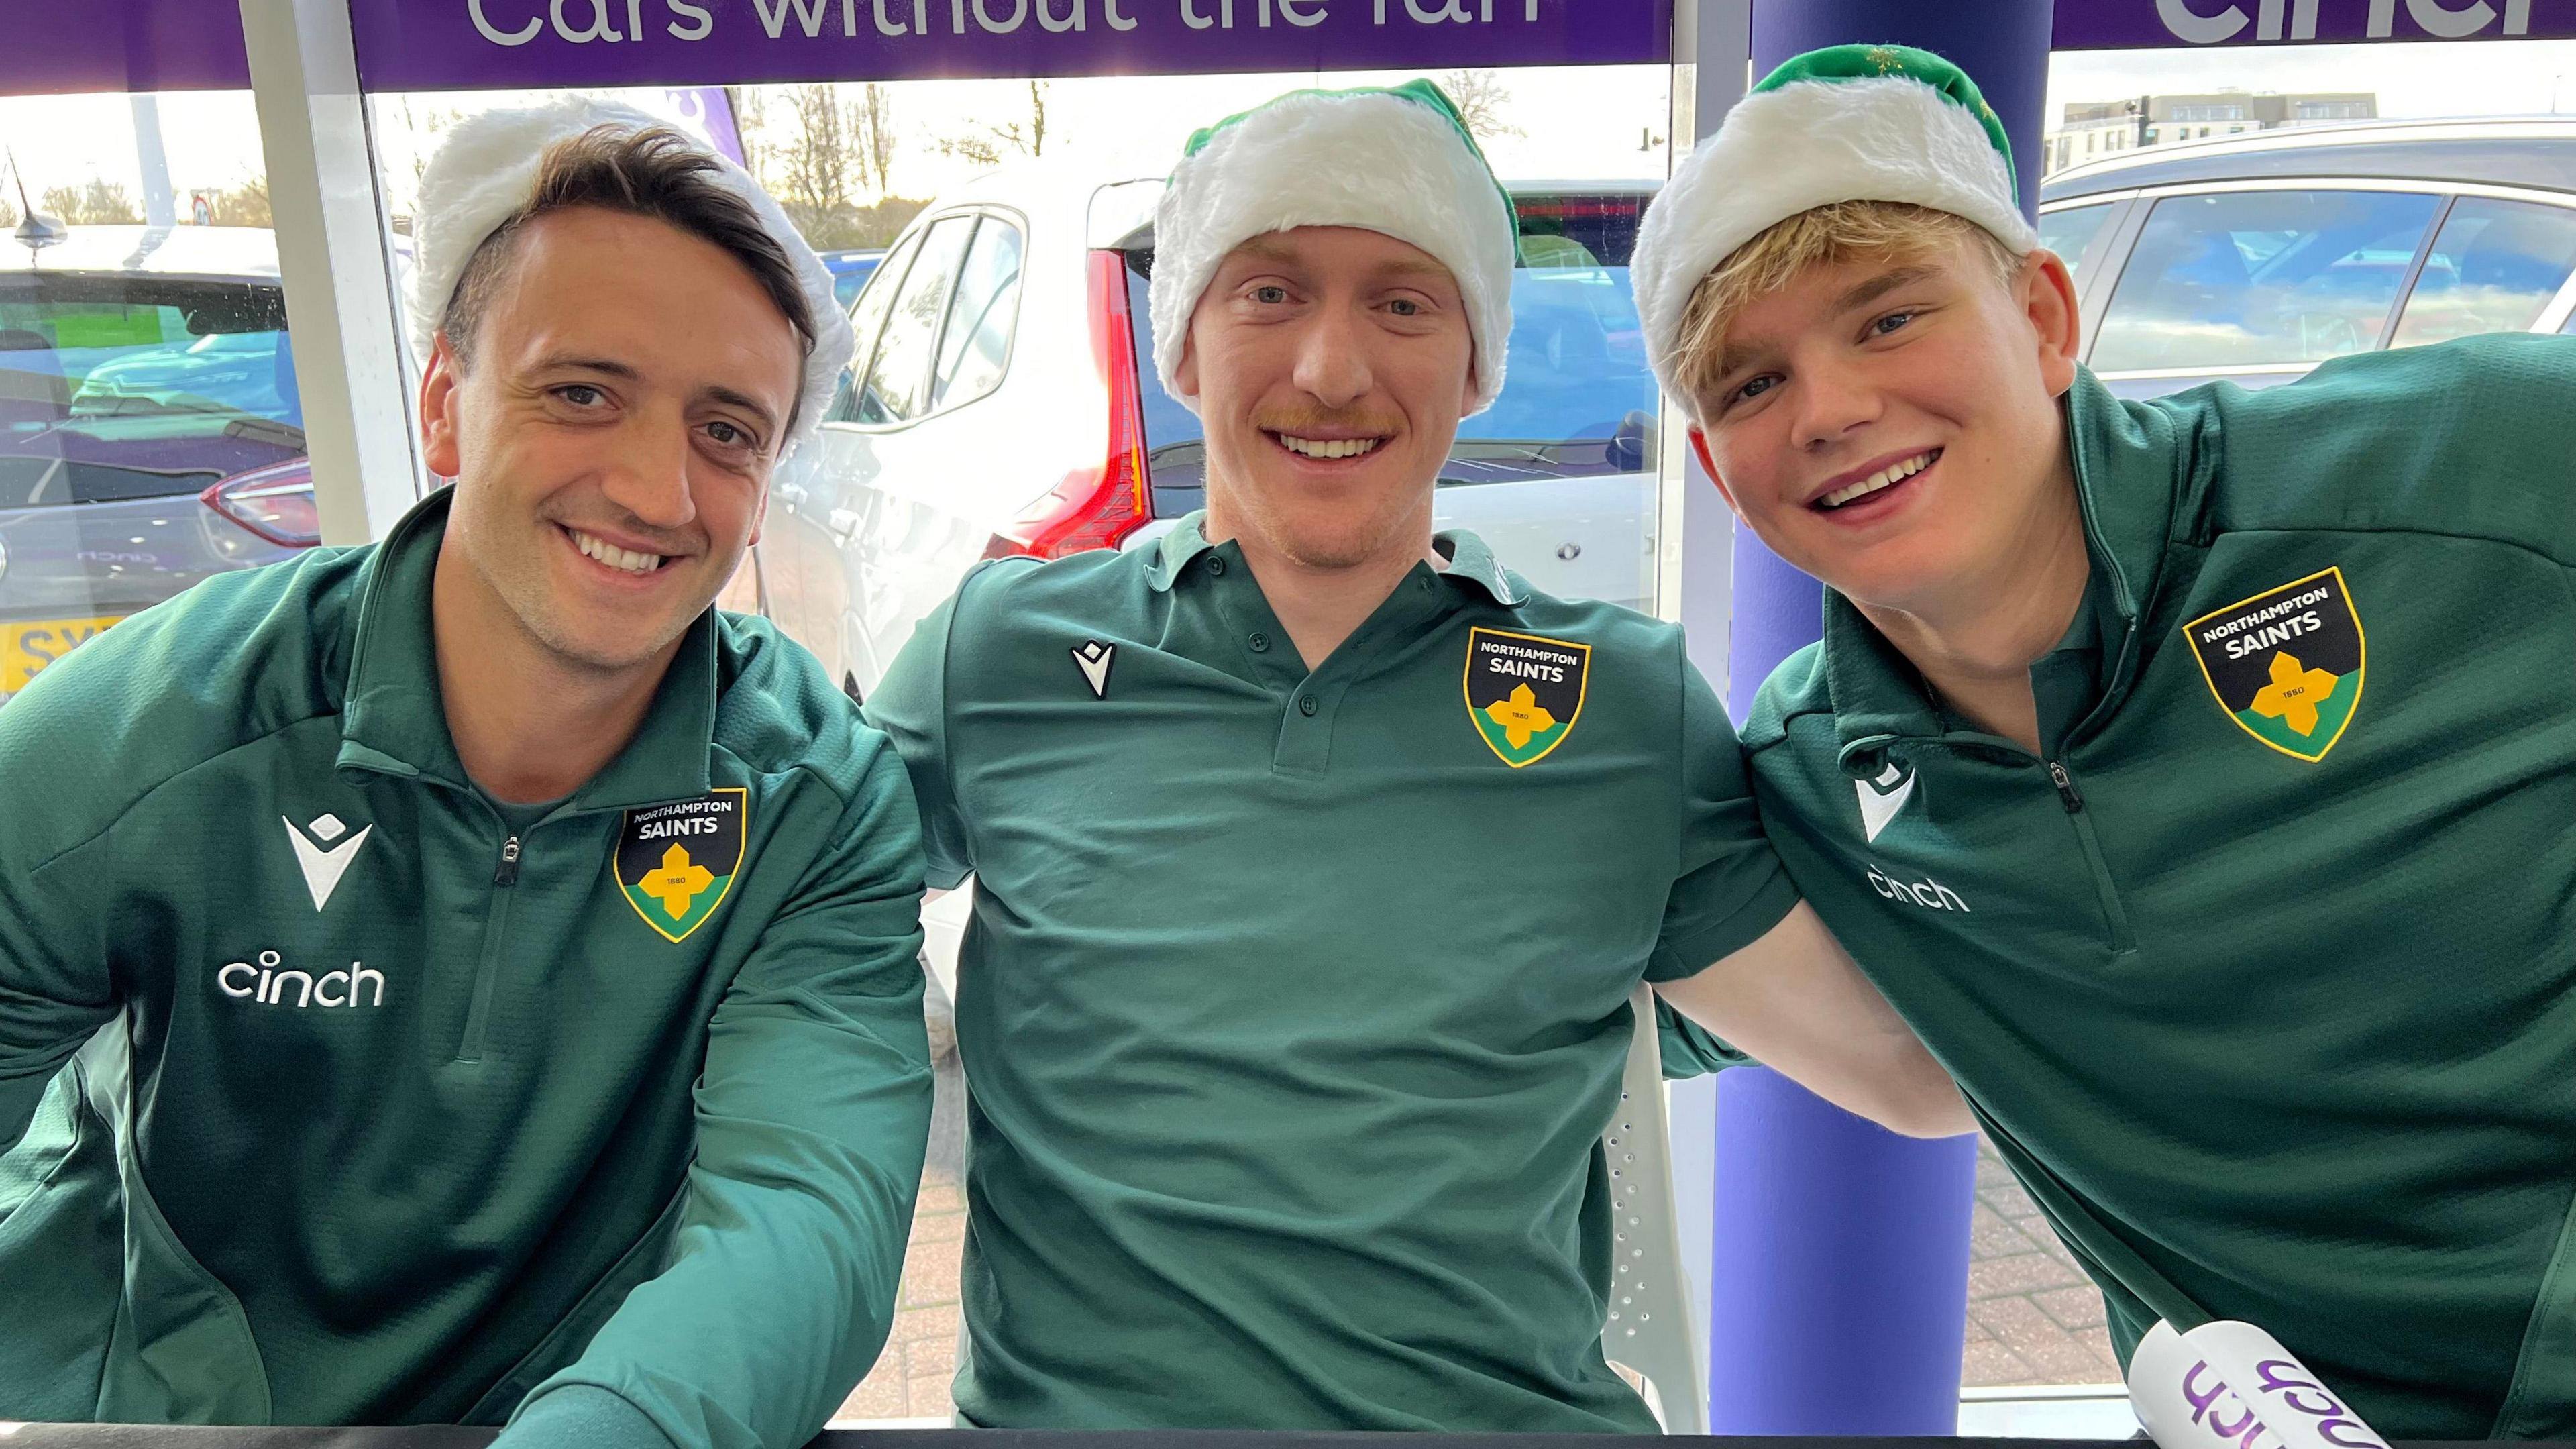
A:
1706,0,2053,1435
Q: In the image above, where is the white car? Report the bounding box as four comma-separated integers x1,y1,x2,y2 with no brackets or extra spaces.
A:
748,163,1668,707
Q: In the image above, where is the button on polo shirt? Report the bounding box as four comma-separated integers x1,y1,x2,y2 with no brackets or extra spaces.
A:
867,514,1794,1430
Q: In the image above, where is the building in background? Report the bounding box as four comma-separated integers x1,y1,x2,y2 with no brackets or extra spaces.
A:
2045,90,2377,173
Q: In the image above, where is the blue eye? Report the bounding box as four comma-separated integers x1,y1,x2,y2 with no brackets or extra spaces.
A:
559,384,604,407
1733,375,1778,406
1252,286,1289,304
1872,310,1917,337
1389,299,1421,317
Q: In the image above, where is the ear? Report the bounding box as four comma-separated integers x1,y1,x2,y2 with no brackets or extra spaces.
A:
1173,328,1200,402
1688,424,1746,520
419,335,464,481
746,475,769,548
2019,249,2084,399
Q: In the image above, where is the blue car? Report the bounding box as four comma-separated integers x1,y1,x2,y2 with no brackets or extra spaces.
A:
818,248,886,310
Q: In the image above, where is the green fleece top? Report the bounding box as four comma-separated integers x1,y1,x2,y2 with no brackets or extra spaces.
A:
1743,334,2576,1439
867,519,1794,1429
0,488,934,1449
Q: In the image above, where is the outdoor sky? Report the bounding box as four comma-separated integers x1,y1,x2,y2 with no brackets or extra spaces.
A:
1,38,2570,221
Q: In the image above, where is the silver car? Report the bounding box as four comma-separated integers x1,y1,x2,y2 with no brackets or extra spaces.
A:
2039,117,2576,400
0,225,319,702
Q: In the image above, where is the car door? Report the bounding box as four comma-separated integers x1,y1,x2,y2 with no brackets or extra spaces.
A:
2385,193,2576,349
765,227,927,682
2081,184,2447,400
808,210,1028,698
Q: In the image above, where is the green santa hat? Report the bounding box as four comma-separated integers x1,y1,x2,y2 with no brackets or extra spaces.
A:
1631,44,2040,398
1148,79,1519,417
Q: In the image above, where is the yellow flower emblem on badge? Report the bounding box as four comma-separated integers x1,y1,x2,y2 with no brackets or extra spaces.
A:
638,843,716,920
2249,651,2339,737
1483,684,1560,751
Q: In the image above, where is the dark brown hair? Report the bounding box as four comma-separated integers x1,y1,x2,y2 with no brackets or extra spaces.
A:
437,123,815,376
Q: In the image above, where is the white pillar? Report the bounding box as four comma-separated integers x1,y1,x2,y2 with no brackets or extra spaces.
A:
1660,1,1751,1408
239,0,422,545
129,95,176,228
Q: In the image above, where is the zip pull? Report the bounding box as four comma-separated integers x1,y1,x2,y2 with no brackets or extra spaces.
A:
2047,761,2086,814
494,835,523,887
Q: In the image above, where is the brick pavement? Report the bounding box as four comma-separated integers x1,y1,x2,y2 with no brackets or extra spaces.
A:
1964,1134,2122,1387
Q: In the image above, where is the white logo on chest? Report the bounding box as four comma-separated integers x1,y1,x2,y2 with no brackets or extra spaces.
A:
1071,639,1114,699
1855,763,1917,844
284,813,372,911
1868,865,1971,913
217,949,386,1009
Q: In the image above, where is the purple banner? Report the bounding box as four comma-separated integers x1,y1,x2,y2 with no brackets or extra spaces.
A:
663,85,747,160
2055,0,2576,49
347,0,1662,91
12,0,252,94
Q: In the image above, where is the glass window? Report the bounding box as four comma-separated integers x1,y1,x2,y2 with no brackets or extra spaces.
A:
2089,190,2441,374
2390,198,2576,349
0,91,308,704
826,231,921,425
929,217,1024,412
853,216,972,427
2036,204,2116,282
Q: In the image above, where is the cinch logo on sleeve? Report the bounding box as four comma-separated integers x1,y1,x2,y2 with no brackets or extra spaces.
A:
614,788,749,943
2184,567,2365,763
1463,627,1590,767
217,949,386,1009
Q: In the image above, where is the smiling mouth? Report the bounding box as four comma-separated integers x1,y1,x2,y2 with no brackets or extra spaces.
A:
564,525,672,576
1816,449,1941,511
1271,432,1386,462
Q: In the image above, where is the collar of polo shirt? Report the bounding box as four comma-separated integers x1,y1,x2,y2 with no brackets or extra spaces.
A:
1145,511,1527,606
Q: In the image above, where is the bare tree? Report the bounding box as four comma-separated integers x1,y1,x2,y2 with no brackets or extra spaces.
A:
938,81,1053,167
857,83,898,195
211,177,271,227
729,86,773,189
42,181,142,226
779,84,865,246
1440,70,1524,144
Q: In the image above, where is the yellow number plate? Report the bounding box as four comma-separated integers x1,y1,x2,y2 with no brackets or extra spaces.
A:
2,614,125,693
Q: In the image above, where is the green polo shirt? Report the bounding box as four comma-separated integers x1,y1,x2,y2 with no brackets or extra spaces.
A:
1744,335,2576,1440
866,517,1794,1430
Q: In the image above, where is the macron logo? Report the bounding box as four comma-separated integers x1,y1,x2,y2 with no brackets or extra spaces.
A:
1856,762,1917,844
284,813,372,912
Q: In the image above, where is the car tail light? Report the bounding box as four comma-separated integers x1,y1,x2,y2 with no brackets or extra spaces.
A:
201,457,322,548
983,250,1152,560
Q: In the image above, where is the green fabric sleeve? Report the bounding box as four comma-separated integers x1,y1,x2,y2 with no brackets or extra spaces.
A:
517,743,936,1449
863,576,975,892
1655,996,1756,1080
0,686,119,1156
1646,652,1800,983
499,1385,677,1449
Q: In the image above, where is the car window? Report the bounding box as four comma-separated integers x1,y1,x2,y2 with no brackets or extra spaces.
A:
2037,203,2116,281
1124,189,1660,513
2390,197,2576,349
2089,190,2441,374
855,217,974,427
827,233,920,425
930,217,1024,412
0,275,302,508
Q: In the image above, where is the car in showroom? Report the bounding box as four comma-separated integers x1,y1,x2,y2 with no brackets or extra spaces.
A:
752,165,1666,707
2036,116,2576,400
0,224,321,703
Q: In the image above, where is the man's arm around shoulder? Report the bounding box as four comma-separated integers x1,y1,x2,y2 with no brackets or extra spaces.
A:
499,740,936,1449
1656,903,1973,1139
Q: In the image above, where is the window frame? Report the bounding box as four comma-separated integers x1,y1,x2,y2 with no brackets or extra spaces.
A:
924,207,1029,417
825,229,926,427
830,205,1030,436
2386,193,2576,349
2073,178,2455,379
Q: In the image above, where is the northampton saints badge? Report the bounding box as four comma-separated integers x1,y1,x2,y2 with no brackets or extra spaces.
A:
1464,627,1589,767
2184,567,2365,763
615,788,749,942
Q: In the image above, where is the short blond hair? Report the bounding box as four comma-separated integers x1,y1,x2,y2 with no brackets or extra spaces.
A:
1666,201,2022,410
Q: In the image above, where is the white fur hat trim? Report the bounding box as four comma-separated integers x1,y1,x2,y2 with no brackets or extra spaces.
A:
1149,89,1517,417
408,96,853,457
1631,74,2040,400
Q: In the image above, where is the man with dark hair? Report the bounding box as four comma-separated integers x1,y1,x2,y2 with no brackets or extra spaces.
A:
0,99,930,1449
